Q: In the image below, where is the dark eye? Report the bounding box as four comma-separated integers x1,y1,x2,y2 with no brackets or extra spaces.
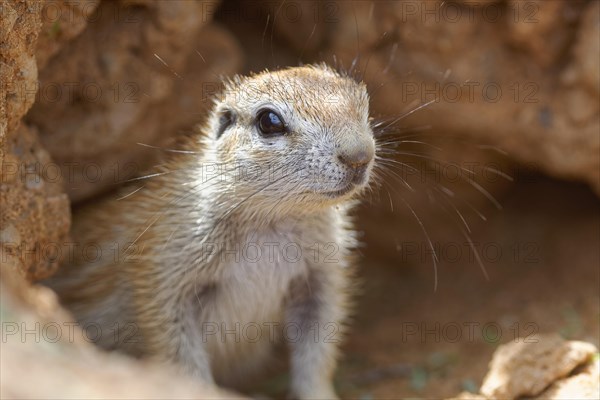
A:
257,109,286,136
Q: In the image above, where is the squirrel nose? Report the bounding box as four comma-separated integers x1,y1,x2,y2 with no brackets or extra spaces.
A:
337,149,373,169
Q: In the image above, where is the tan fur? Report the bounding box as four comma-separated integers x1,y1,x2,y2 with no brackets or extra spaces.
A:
46,65,375,399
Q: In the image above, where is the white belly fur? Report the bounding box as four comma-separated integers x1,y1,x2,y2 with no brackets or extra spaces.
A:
198,229,310,383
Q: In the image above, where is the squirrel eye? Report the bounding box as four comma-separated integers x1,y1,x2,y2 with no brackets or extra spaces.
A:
257,109,286,135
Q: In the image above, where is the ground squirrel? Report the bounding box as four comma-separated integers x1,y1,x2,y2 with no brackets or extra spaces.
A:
47,64,376,399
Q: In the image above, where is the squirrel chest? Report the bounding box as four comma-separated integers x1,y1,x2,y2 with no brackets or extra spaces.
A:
195,224,315,333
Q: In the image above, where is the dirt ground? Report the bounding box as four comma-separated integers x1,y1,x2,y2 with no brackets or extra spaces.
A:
348,176,599,398
249,174,600,399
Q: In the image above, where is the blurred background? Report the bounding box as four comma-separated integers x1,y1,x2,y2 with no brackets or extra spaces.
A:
1,0,599,398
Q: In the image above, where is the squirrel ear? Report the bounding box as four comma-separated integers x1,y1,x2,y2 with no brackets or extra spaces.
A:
215,109,235,139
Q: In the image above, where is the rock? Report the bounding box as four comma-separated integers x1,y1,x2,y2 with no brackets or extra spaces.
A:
1,124,71,281
479,333,597,399
536,358,600,400
35,0,101,69
506,0,577,67
1,0,71,281
0,264,244,399
26,0,242,203
266,0,330,56
1,0,43,135
567,1,600,93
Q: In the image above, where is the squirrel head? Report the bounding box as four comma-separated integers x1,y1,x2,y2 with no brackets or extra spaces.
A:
203,64,375,215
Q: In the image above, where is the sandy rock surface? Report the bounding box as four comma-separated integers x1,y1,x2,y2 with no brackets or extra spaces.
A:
35,0,101,69
0,264,244,399
445,334,599,400
1,124,70,281
1,0,43,135
26,0,241,202
479,333,598,399
1,0,71,281
537,359,600,399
